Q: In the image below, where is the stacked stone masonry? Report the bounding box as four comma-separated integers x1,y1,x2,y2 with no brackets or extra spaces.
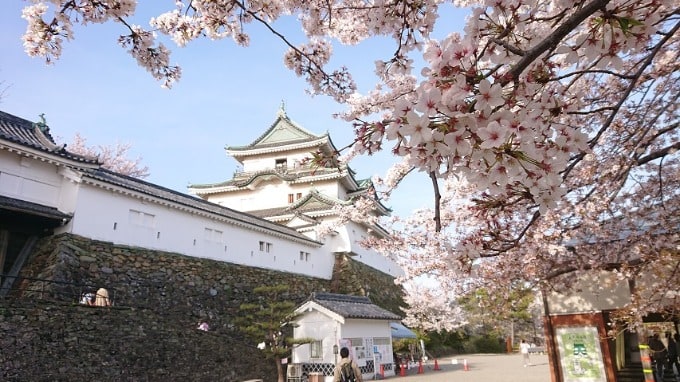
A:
0,233,405,381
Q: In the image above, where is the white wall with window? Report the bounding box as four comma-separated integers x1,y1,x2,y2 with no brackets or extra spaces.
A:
292,310,339,364
292,306,398,381
59,179,335,279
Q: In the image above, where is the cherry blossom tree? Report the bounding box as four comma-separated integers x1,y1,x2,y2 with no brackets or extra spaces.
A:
402,282,468,332
19,0,679,331
67,132,150,178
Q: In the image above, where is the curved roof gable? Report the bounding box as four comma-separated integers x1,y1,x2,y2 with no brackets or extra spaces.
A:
226,105,329,155
0,111,98,166
302,292,401,320
227,106,325,151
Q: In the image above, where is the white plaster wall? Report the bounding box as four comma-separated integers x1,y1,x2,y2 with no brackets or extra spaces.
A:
210,182,293,210
341,221,404,278
341,319,395,380
210,182,313,211
0,151,63,209
55,169,81,213
292,310,340,364
546,270,632,314
313,218,403,277
241,155,271,173
240,149,315,173
59,182,334,279
293,313,396,382
341,319,392,340
208,179,340,212
337,185,348,200
304,181,339,198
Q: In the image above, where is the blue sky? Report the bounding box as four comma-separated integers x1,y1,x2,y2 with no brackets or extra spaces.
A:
1,2,467,217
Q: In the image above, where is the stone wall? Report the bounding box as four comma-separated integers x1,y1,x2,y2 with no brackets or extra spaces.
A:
0,233,405,381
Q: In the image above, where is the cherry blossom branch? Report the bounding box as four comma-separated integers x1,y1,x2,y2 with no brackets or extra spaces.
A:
505,0,609,83
637,140,680,165
241,6,339,88
429,171,442,232
588,19,680,147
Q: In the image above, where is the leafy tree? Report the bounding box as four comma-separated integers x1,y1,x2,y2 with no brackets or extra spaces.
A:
18,1,679,330
459,285,536,338
235,285,311,382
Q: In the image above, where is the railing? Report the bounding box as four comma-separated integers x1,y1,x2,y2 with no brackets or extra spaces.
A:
233,163,344,180
299,360,378,378
0,273,117,306
0,272,248,317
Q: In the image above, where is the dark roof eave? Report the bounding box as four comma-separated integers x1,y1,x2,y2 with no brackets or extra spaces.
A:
0,195,72,221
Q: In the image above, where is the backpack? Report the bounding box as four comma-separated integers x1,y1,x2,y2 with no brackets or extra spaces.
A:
340,362,356,382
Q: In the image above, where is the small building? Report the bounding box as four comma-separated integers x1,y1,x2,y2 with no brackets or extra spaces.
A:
290,292,402,381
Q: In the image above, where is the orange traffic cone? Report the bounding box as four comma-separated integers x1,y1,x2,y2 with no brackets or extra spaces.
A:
463,358,470,371
434,358,441,371
417,360,424,374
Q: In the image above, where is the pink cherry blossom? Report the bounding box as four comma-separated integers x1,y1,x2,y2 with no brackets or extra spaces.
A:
475,79,505,111
477,120,508,149
18,0,680,333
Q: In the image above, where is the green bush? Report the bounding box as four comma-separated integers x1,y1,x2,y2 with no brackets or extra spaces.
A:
469,335,505,353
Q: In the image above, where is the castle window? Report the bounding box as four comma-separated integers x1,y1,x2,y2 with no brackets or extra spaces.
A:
275,158,287,170
296,193,302,200
300,251,310,261
310,340,322,359
260,241,273,253
128,209,155,228
288,193,294,203
204,228,223,242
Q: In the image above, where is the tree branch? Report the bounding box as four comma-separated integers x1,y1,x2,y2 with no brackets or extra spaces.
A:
429,171,442,232
505,0,609,83
636,141,680,165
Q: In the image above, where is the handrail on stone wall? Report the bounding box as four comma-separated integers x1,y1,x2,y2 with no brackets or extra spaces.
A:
0,273,116,306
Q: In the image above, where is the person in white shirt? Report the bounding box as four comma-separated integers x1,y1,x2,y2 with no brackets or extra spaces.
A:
520,339,531,367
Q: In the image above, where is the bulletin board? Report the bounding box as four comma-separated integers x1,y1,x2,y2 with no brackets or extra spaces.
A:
555,326,607,382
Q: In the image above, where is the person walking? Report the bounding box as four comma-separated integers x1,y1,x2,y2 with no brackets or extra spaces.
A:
520,339,531,367
333,347,363,382
666,332,680,382
649,333,668,382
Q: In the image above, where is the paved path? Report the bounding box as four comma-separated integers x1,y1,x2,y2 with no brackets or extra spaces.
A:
377,353,551,382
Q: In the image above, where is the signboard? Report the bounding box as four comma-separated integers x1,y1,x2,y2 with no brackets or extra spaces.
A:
339,339,367,367
555,326,607,382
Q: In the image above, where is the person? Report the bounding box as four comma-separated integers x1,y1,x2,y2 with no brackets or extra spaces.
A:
333,347,363,382
80,291,94,306
666,332,679,382
649,332,667,382
520,339,531,367
197,322,210,331
94,287,111,307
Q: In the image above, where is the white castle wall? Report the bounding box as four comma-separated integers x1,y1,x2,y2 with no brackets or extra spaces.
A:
208,178,341,212
57,180,334,279
0,150,65,209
